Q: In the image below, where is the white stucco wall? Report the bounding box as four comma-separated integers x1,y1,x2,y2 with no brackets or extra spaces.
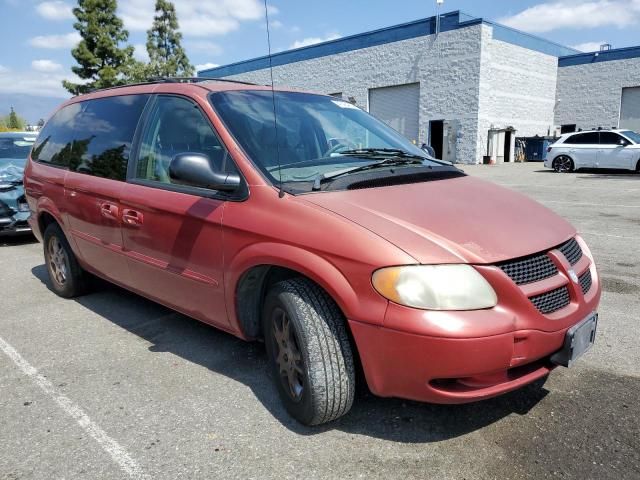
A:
555,57,640,130
221,25,485,164
477,24,559,162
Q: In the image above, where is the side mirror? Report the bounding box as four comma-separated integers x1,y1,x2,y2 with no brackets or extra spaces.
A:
169,153,240,193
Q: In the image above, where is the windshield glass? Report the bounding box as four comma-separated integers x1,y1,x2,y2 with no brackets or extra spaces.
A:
621,130,640,144
210,90,439,184
0,135,35,166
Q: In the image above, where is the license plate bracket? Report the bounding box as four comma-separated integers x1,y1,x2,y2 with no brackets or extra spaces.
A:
551,313,598,367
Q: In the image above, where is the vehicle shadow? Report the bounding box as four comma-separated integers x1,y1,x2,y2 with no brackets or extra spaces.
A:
533,167,640,179
0,233,37,247
31,264,549,443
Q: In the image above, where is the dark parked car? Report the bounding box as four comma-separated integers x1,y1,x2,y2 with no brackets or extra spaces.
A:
0,132,36,235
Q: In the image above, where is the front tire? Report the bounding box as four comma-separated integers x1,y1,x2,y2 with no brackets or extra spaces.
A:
553,155,574,173
263,278,355,425
43,223,88,298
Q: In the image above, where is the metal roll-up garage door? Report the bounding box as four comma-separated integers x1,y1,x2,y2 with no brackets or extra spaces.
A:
620,87,640,132
369,83,420,143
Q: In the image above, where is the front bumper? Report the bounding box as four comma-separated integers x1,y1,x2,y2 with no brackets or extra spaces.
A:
350,319,565,404
0,211,32,236
350,240,601,404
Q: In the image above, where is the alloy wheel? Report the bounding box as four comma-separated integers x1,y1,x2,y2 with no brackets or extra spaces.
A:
554,155,573,173
271,308,305,401
48,236,68,287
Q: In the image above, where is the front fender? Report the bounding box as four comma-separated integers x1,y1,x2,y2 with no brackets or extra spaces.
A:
225,242,388,335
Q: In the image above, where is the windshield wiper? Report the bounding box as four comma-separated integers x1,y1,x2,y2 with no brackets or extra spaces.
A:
312,157,426,191
338,148,427,160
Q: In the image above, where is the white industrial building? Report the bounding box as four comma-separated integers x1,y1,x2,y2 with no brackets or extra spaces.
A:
199,11,640,165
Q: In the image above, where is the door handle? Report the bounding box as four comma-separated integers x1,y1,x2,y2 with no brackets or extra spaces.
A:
99,202,119,220
122,209,143,227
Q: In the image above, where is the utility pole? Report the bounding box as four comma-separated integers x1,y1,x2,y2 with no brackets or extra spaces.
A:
435,0,444,35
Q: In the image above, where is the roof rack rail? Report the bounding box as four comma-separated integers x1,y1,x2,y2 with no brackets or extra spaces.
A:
84,76,257,95
149,76,258,86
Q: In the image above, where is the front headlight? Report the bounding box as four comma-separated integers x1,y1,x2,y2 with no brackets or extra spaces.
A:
372,265,497,310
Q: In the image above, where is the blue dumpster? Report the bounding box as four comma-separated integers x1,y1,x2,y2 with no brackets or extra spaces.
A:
518,136,554,162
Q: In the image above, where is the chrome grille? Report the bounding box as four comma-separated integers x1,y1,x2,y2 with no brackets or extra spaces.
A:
579,269,592,294
559,238,582,265
497,253,558,285
530,286,571,314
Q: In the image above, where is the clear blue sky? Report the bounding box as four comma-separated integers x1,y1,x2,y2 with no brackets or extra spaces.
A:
1,0,639,120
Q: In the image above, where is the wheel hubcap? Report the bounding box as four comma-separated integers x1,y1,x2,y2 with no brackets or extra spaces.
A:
556,156,572,172
48,237,68,286
272,308,304,401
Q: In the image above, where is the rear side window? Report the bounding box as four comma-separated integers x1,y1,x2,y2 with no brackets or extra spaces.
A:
32,95,149,180
599,132,628,145
566,132,599,145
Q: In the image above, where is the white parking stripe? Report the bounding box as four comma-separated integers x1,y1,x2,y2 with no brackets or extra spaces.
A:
540,200,640,208
0,335,147,480
500,183,640,192
581,231,639,240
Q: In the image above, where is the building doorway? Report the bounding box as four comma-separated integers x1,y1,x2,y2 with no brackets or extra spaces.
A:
503,130,512,163
429,120,444,159
487,127,516,163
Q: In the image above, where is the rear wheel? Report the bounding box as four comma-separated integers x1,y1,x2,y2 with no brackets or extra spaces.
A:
553,155,574,173
263,278,355,425
43,223,88,298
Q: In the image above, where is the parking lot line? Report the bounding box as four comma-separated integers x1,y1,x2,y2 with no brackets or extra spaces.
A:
499,183,640,192
581,231,639,240
540,200,640,208
0,334,148,480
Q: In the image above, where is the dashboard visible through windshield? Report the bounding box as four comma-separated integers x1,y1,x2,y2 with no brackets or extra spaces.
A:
210,90,443,190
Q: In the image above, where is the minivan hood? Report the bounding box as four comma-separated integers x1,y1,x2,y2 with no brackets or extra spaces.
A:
301,176,575,264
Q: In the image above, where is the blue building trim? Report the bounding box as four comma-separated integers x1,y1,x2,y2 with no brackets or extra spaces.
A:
559,45,640,67
198,10,580,78
486,21,578,57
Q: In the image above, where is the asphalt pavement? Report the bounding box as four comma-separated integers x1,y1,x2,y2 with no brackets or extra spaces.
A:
1,162,638,479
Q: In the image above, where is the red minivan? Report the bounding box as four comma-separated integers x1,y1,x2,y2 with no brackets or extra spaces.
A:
24,79,600,425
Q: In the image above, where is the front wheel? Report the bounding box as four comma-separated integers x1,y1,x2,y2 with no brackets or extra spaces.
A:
263,278,355,425
553,155,574,173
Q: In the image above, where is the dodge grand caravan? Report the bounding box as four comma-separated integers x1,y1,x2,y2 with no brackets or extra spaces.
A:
24,79,601,425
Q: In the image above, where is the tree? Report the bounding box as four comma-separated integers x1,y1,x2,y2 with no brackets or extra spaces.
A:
63,0,134,95
8,107,20,129
1,108,26,131
146,0,193,78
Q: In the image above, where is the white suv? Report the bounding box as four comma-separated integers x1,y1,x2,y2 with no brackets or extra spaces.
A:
545,129,640,173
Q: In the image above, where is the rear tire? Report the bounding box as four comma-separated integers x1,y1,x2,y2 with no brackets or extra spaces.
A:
263,278,355,425
553,155,574,173
43,223,88,298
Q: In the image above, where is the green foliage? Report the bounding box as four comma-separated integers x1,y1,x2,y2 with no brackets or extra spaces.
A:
63,0,135,95
0,108,26,131
126,59,152,84
146,0,194,78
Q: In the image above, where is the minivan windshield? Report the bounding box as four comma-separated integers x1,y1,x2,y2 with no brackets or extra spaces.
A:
621,130,640,144
210,90,440,188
